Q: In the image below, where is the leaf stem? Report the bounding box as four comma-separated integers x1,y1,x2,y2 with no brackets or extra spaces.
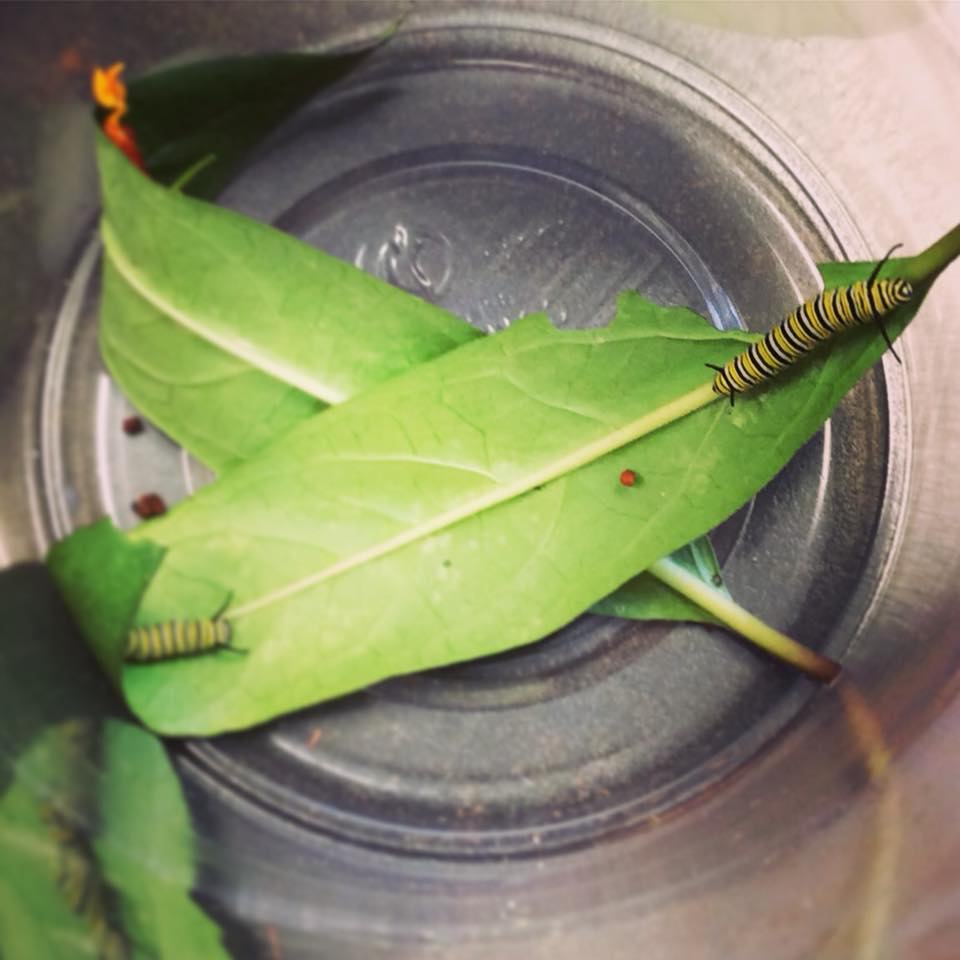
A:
903,221,960,286
100,219,345,404
647,556,841,683
170,153,217,193
640,223,959,679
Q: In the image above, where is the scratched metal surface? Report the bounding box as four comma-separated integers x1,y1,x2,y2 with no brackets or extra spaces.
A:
0,3,958,958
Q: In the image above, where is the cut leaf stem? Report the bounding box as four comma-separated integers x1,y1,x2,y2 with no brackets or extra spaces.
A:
647,556,841,683
170,153,217,193
905,221,960,286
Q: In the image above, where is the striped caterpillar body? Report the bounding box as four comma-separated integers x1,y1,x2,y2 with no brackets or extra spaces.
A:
125,616,234,663
41,804,131,960
710,247,913,402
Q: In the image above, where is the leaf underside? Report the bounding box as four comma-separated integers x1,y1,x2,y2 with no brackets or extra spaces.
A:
93,258,919,735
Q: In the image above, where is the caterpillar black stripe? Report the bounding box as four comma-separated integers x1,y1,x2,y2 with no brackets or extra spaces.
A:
125,602,240,663
709,245,913,404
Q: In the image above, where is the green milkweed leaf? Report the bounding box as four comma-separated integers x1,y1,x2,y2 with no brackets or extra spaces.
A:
45,519,165,684
100,45,403,469
0,727,102,959
50,224,946,735
96,133,477,465
0,559,226,956
95,133,726,622
99,255,327,472
95,721,228,958
0,722,227,959
125,44,390,199
592,539,729,624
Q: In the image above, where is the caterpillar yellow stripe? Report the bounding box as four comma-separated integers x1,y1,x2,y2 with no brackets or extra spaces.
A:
710,260,913,402
125,616,233,663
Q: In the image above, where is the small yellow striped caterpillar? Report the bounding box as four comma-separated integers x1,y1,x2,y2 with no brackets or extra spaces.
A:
125,597,241,663
709,245,913,403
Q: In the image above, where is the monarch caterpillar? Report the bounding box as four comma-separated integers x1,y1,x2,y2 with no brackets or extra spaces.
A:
41,803,132,960
125,597,241,663
708,245,913,404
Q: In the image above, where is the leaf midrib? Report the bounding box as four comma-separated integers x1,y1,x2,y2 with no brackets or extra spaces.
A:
226,380,718,619
100,219,345,405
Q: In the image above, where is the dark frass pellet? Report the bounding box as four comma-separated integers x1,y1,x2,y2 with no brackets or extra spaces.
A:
131,492,166,519
122,415,144,435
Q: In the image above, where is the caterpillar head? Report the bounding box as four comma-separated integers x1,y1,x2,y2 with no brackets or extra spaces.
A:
890,278,914,303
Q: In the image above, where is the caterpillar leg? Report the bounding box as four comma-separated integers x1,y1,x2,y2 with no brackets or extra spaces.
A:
706,363,736,406
211,590,233,621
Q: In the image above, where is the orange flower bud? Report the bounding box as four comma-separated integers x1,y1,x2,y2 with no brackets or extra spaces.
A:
103,112,145,171
91,62,128,114
92,62,146,173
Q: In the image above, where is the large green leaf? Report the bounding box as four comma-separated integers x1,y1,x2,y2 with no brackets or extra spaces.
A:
0,557,226,956
95,721,227,958
96,133,726,618
97,133,476,463
51,245,934,735
100,46,403,470
100,256,325,471
0,719,226,959
45,518,165,683
126,45,389,199
0,726,100,959
592,539,728,624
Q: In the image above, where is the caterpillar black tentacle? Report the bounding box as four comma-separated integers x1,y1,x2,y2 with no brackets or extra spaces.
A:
705,363,735,406
125,597,242,663
866,243,904,363
709,245,913,403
